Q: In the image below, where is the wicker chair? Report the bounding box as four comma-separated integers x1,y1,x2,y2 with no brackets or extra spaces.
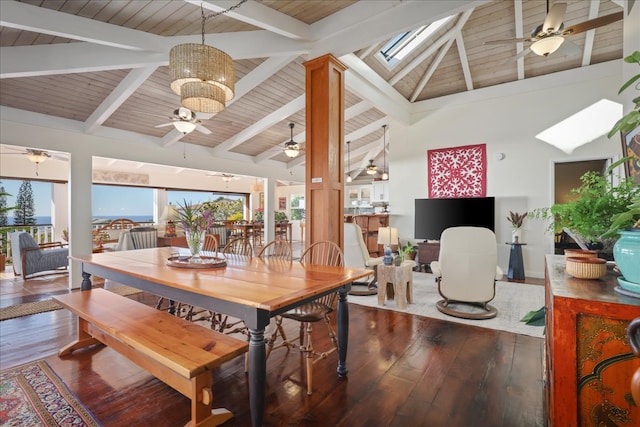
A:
266,240,344,395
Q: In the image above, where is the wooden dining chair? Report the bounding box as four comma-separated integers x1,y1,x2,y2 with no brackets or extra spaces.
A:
257,239,292,260
206,237,253,335
266,240,344,395
179,234,221,322
222,237,253,256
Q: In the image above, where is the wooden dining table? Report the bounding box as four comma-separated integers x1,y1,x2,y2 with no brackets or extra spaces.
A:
70,247,370,426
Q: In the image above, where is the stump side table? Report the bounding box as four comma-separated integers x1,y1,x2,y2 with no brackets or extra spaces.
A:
377,263,414,309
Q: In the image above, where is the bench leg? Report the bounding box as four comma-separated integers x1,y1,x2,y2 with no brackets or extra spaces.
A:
187,373,233,427
59,318,102,356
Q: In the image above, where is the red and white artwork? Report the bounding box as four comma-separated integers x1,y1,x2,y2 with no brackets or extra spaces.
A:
428,144,486,198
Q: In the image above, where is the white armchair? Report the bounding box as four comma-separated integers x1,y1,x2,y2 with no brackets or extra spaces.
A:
343,222,384,295
431,226,503,319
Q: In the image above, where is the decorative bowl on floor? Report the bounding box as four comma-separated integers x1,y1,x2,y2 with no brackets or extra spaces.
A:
565,257,607,279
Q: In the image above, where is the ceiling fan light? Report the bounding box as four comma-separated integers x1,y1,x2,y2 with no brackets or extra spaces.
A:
530,36,564,56
169,43,235,102
181,81,226,114
284,141,300,158
26,152,48,164
366,159,377,175
173,121,197,134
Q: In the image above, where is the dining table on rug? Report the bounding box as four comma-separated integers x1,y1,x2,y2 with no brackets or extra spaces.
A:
70,247,370,427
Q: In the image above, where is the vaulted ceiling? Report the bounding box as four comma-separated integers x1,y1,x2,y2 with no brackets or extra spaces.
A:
0,0,627,183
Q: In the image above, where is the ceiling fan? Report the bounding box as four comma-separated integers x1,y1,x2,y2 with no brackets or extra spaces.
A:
154,107,213,135
485,1,623,59
0,147,67,176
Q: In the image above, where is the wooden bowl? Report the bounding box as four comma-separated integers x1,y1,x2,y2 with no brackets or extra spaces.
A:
565,257,607,279
564,249,598,261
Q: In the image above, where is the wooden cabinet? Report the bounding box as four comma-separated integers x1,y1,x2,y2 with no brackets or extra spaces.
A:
544,255,640,427
371,181,389,203
417,242,440,272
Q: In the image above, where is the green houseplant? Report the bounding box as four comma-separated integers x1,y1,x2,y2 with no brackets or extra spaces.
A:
605,50,640,290
530,171,640,257
0,189,17,271
400,241,418,261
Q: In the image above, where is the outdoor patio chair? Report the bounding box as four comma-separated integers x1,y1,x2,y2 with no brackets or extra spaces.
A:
10,231,69,280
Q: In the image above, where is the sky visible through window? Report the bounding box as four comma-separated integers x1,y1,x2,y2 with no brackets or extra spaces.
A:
0,179,245,224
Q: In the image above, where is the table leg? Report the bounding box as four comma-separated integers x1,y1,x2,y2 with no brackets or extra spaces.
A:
81,271,92,291
248,328,266,427
337,287,349,377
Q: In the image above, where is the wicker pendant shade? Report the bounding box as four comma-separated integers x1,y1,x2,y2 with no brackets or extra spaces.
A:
169,43,235,102
181,81,226,113
168,1,246,113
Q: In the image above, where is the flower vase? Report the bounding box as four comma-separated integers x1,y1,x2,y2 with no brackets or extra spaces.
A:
185,230,206,263
512,228,522,243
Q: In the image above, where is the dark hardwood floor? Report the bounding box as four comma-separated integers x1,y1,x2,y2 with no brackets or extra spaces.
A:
0,270,545,427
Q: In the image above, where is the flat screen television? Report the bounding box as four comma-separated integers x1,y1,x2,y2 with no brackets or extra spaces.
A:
414,197,495,241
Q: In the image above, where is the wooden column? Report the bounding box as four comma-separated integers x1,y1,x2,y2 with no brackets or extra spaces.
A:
304,54,347,248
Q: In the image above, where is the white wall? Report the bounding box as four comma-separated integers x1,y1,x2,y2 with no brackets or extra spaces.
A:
389,64,623,278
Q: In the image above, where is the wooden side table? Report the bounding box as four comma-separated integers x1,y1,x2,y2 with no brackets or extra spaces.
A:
377,264,413,310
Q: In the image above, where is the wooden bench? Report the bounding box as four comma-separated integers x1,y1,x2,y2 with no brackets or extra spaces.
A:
53,288,248,427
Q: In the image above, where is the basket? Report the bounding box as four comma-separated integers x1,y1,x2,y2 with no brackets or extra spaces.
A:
564,249,598,261
565,257,607,279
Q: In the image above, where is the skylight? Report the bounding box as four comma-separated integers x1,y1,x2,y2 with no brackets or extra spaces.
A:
535,99,622,154
380,16,453,68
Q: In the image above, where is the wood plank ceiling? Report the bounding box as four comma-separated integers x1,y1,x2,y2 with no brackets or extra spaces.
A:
0,0,625,183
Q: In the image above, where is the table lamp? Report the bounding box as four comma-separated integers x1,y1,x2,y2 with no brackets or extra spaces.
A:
160,203,179,237
377,226,398,265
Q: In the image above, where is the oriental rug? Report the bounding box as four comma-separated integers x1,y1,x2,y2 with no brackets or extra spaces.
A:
0,285,141,321
349,272,545,338
0,360,101,426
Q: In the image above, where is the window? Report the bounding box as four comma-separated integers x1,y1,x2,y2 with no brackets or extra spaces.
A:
168,190,247,222
379,15,453,68
290,194,305,220
1,179,52,225
93,185,153,223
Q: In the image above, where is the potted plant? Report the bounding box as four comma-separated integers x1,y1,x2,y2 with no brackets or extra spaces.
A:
400,241,418,261
506,211,527,243
0,188,17,272
529,171,640,259
603,50,640,291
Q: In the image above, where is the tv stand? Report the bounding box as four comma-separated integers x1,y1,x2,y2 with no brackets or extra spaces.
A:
417,241,440,273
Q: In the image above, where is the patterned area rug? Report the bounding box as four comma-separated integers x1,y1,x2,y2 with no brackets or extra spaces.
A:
349,272,545,338
0,360,101,426
0,286,142,321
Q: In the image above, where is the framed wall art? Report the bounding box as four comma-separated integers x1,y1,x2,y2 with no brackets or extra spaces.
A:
427,143,487,198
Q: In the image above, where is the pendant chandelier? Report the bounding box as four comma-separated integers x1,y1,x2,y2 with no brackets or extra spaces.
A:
284,123,300,158
169,1,247,113
381,124,389,180
366,159,377,175
346,140,352,183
